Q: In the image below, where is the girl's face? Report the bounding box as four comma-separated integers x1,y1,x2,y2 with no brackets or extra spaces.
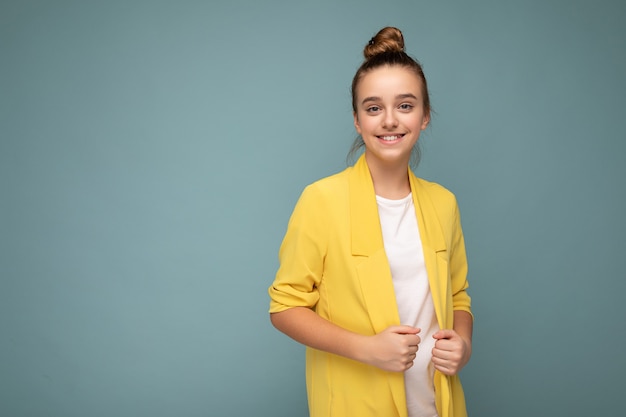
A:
353,65,430,170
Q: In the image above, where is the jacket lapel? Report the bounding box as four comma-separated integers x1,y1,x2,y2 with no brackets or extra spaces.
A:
409,172,449,329
349,156,401,333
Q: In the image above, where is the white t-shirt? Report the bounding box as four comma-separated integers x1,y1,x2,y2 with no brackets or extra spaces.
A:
376,193,440,417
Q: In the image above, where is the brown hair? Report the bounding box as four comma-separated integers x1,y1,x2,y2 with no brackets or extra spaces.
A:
348,27,431,166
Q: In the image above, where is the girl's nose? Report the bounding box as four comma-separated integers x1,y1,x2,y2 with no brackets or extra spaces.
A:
382,111,399,129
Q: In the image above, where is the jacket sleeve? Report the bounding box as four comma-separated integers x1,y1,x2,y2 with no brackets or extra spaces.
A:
268,183,329,313
449,198,472,317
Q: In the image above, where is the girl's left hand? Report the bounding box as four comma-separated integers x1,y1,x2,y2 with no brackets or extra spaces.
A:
431,329,472,376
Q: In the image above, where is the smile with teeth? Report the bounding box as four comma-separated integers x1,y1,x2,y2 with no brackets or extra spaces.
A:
378,134,404,141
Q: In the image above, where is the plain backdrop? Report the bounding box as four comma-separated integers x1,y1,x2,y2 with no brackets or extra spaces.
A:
2,1,625,416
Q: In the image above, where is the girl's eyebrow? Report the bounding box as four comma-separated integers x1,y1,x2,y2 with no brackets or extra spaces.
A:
397,93,418,101
361,93,418,106
361,96,381,106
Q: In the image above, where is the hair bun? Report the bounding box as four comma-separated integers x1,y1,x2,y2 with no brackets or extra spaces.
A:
364,27,405,59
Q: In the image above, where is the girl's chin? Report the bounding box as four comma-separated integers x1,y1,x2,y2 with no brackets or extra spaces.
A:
365,149,412,165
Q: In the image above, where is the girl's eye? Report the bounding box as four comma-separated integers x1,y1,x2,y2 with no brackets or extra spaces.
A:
366,106,381,113
399,103,414,110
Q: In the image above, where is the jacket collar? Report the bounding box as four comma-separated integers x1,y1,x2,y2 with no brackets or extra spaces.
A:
349,154,446,256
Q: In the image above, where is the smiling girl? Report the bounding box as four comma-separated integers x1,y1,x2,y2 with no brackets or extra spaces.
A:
269,27,473,417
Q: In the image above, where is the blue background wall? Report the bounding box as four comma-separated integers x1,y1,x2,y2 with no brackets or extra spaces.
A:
2,1,625,416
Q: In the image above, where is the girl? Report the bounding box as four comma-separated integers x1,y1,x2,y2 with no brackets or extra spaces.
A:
268,27,473,417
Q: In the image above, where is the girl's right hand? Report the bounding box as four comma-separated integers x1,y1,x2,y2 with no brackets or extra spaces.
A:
361,325,421,372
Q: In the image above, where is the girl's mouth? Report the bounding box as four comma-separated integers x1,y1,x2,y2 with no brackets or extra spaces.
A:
378,134,404,141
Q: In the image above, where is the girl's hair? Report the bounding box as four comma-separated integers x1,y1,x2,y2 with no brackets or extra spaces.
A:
347,27,431,167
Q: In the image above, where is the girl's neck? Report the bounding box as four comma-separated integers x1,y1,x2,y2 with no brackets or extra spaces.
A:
365,154,411,200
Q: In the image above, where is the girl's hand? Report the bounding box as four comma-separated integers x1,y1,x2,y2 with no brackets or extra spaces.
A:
431,329,471,375
361,325,421,372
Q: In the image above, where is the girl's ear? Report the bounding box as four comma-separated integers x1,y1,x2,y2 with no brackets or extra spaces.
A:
353,112,362,135
421,112,430,130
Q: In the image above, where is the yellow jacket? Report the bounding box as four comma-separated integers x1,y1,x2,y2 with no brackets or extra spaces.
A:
269,155,472,417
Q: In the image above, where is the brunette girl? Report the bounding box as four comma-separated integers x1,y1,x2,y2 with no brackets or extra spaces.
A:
269,27,473,417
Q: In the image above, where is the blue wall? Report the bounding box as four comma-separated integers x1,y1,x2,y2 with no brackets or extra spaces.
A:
2,1,625,416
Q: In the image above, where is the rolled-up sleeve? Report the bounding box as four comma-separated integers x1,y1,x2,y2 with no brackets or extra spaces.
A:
269,184,329,313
